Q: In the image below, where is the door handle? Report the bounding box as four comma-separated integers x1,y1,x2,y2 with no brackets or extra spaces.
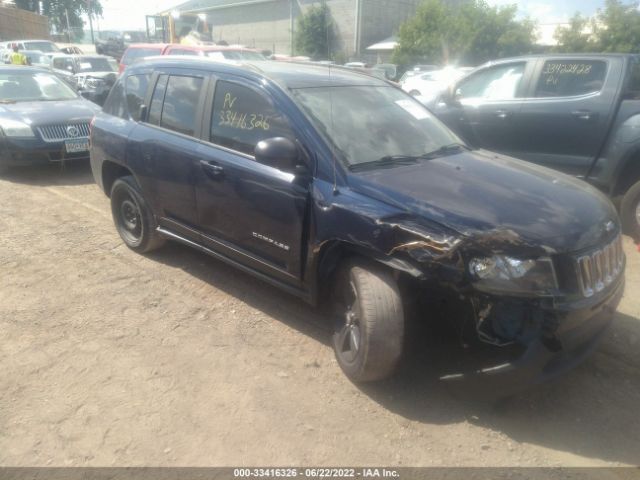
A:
571,110,594,121
495,109,511,119
200,160,224,180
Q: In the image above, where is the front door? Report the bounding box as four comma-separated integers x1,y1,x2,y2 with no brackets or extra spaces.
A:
435,60,530,155
195,78,310,283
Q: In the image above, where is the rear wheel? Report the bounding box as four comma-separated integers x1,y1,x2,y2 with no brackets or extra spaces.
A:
331,260,404,382
110,176,165,253
620,179,640,240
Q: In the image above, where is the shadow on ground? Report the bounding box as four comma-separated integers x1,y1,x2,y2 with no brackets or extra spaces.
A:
147,240,640,465
0,162,94,187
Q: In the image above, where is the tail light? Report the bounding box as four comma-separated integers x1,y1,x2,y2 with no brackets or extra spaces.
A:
118,63,125,74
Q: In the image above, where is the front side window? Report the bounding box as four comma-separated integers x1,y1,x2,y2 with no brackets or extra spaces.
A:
535,60,607,97
291,86,459,168
159,75,203,136
210,81,294,155
52,57,68,70
456,62,526,101
125,74,150,121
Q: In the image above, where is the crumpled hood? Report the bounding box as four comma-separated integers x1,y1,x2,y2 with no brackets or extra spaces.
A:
348,149,619,253
0,99,101,126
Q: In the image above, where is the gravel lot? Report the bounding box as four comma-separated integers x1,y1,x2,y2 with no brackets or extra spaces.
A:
1,163,640,467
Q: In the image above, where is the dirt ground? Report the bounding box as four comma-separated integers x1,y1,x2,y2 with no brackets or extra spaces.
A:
1,163,640,467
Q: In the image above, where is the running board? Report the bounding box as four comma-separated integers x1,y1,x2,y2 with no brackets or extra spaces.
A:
156,227,311,303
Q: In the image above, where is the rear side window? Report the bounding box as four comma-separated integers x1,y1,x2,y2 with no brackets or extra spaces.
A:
122,47,162,65
125,74,150,121
456,62,525,101
535,60,607,97
210,81,294,156
159,75,203,136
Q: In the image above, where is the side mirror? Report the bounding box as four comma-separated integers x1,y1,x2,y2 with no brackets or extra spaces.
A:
254,137,299,172
443,85,462,106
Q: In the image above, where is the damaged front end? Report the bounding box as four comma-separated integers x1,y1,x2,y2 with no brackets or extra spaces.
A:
376,215,624,394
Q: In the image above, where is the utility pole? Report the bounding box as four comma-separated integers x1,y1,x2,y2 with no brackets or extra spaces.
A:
65,8,72,43
290,0,294,56
87,0,95,43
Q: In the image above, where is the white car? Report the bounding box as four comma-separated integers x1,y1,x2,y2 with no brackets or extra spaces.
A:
401,67,474,103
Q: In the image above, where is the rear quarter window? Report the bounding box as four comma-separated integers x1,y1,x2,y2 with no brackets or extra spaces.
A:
535,60,607,97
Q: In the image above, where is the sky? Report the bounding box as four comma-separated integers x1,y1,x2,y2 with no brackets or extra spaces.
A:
89,0,606,35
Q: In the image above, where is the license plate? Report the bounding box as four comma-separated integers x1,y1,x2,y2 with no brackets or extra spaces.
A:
65,138,89,153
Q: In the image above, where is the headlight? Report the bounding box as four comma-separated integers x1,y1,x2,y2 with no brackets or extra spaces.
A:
0,119,35,138
468,255,558,295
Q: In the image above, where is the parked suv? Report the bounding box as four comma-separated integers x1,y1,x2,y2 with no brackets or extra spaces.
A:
91,57,624,391
432,54,640,240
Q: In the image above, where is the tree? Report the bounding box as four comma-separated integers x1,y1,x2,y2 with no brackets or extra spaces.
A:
14,0,103,40
392,0,536,67
554,0,640,54
295,3,335,59
553,13,599,53
597,0,640,53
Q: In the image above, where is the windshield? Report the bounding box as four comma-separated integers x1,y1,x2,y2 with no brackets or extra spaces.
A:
24,41,60,53
291,86,461,168
208,50,266,61
77,57,116,72
122,47,162,65
25,53,47,64
0,72,78,102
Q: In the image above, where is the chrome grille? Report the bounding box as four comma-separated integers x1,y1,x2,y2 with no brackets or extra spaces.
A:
36,123,90,143
576,234,624,297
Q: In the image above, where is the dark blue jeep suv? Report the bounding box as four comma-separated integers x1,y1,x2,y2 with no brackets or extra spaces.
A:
90,57,625,391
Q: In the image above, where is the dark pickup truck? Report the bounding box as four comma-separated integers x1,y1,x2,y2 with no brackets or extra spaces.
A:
91,58,624,394
432,54,640,238
95,31,146,61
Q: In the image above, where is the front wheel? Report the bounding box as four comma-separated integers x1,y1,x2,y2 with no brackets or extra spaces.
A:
620,179,640,240
110,176,165,253
332,260,404,382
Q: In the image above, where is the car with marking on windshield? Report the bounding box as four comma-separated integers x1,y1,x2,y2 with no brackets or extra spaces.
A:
50,54,118,105
0,66,101,171
90,57,624,394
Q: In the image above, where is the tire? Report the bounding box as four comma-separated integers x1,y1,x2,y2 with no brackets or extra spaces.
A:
331,260,404,382
620,179,640,239
110,176,165,253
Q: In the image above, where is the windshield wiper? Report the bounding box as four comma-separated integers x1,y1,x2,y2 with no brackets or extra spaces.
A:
349,143,469,172
420,143,469,159
349,155,420,172
0,99,16,104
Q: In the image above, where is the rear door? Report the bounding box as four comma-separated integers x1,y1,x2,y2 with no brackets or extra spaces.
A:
127,68,208,237
195,77,311,284
435,60,533,154
514,57,622,177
